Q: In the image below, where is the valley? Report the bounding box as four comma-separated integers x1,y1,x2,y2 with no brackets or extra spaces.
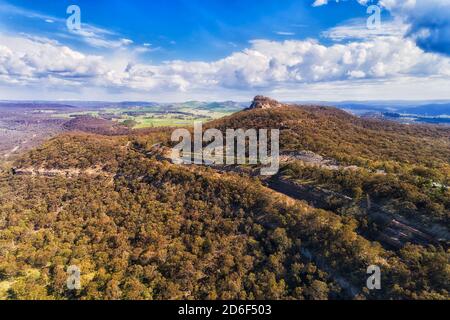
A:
0,101,242,161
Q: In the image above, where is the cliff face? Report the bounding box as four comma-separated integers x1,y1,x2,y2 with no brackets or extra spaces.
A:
248,95,284,110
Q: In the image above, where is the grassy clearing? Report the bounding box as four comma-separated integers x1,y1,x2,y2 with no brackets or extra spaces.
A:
132,116,214,128
49,107,236,129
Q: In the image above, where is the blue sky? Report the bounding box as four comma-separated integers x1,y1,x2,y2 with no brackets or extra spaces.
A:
0,0,449,101
0,0,371,61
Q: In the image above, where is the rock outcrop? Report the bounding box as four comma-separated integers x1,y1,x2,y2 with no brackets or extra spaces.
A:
248,96,284,110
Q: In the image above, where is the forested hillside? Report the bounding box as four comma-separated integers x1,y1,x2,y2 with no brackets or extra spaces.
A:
0,98,448,300
209,104,450,168
208,101,450,237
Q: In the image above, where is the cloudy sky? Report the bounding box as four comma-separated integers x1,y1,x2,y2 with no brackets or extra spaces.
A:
0,0,449,102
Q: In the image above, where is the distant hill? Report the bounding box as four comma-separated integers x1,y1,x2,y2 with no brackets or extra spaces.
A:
171,100,246,112
0,102,78,111
1,99,449,116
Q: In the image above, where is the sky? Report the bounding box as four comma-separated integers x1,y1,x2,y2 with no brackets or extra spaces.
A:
0,0,449,102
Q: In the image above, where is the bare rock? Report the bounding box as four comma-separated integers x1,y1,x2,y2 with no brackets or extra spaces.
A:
248,96,284,110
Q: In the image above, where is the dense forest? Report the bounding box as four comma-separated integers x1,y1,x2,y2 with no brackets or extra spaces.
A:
209,105,450,170
281,162,450,226
0,101,449,300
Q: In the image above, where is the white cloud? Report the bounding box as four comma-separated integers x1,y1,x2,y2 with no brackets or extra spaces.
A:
313,0,450,56
0,3,142,51
1,32,450,100
120,38,133,46
322,18,408,41
276,31,296,36
0,34,105,88
205,37,450,88
312,0,329,7
313,0,369,7
67,26,135,49
379,0,450,55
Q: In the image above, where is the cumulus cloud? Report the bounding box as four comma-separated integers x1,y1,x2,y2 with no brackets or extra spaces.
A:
1,32,449,96
209,37,450,88
0,34,105,88
379,0,450,55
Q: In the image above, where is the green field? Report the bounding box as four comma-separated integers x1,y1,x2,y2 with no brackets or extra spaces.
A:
130,116,214,128
51,107,236,129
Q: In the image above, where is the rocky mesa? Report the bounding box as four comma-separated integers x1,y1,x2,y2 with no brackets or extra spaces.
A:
248,95,284,110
